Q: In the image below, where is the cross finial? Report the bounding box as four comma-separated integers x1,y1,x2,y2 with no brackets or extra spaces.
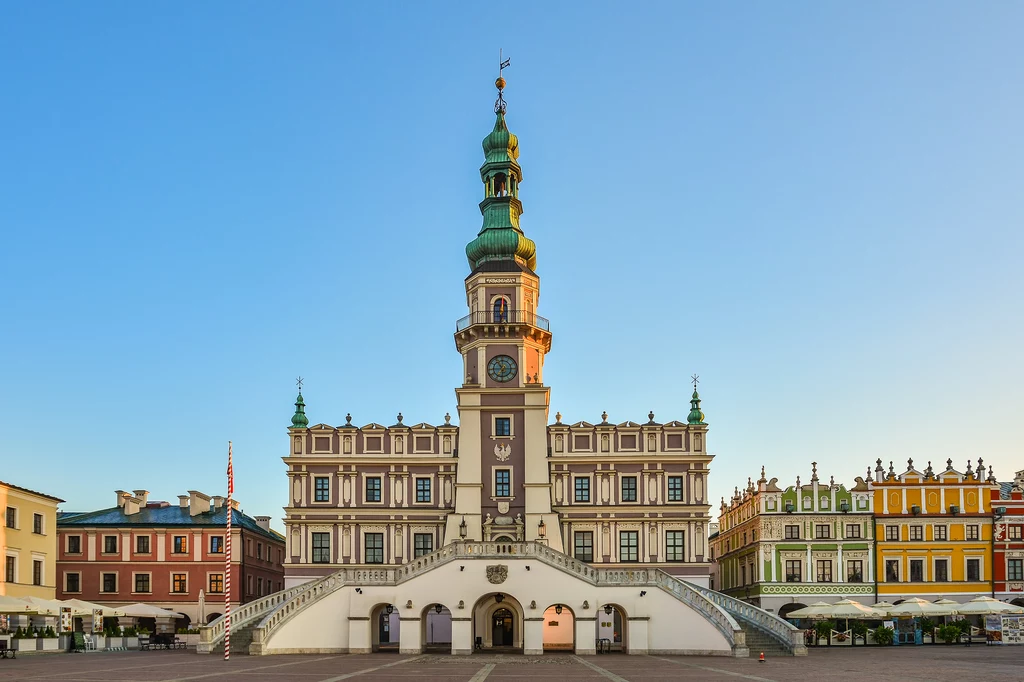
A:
296,376,304,392
691,374,700,391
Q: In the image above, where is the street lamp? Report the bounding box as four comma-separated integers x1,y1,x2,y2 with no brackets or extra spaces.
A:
459,516,467,539
537,518,546,538
555,604,563,615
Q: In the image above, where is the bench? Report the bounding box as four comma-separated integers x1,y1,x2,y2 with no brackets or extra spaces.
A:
0,640,15,659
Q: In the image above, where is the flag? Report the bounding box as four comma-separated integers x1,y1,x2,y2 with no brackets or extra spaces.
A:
227,441,234,495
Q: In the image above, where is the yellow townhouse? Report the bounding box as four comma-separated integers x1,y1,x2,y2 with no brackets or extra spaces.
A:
1,480,64,599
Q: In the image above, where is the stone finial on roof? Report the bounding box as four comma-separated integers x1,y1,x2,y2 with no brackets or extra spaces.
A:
758,465,767,485
648,411,656,424
946,458,954,470
907,458,914,471
346,413,353,425
888,461,896,478
830,475,835,488
796,475,801,489
444,412,451,425
977,458,986,481
555,411,562,424
811,462,819,483
601,411,608,424
924,461,933,477
867,466,873,480
397,413,403,424
965,460,974,477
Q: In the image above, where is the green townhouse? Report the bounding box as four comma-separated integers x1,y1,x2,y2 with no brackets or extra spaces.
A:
710,463,875,617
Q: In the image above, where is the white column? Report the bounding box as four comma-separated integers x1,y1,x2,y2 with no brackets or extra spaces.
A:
574,617,597,655
451,617,473,656
399,616,422,654
837,544,844,583
806,546,813,582
523,617,544,655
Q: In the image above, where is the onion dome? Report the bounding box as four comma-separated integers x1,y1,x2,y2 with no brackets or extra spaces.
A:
687,389,706,424
291,392,309,428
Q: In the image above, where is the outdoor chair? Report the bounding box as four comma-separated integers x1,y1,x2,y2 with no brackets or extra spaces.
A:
139,635,150,650
0,640,15,659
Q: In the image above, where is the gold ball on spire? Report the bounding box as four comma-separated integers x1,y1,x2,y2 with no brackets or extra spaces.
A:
495,76,506,91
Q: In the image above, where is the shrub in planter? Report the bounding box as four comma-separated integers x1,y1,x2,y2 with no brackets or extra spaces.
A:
814,620,835,643
44,626,57,638
851,621,868,642
939,624,961,644
872,625,895,646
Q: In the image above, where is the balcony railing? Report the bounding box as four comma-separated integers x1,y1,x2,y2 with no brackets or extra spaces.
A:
455,309,550,332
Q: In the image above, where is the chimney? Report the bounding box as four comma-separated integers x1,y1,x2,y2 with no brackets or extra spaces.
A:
188,490,212,517
115,490,128,508
211,496,225,511
178,495,190,509
255,516,271,531
133,490,149,506
122,492,140,515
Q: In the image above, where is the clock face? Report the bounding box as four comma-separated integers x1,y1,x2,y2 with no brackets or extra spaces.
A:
487,355,518,383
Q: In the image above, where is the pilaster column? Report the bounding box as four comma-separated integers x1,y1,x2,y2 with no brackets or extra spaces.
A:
399,616,422,654
523,617,544,655
574,617,597,655
451,617,473,655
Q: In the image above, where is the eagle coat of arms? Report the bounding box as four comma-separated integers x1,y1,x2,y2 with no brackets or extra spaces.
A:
486,565,508,584
494,443,511,461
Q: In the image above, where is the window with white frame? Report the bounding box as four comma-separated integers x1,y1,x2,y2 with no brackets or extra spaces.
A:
414,533,433,557
667,476,683,502
574,477,590,503
933,525,947,541
415,478,431,503
314,476,330,502
1008,559,1023,581
966,524,980,540
574,531,593,562
621,476,637,502
494,416,511,437
665,531,685,561
619,531,639,562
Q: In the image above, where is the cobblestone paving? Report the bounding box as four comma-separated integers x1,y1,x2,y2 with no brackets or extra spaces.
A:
1,646,1022,682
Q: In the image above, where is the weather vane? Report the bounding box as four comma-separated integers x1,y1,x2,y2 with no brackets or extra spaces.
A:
296,376,304,392
691,374,700,391
495,49,510,114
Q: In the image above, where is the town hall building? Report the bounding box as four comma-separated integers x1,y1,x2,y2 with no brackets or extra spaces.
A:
198,75,804,658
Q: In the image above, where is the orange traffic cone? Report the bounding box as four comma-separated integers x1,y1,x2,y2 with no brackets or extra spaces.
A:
759,652,765,663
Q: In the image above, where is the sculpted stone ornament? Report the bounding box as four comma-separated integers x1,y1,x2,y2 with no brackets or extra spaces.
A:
494,443,511,461
486,565,509,584
498,501,510,514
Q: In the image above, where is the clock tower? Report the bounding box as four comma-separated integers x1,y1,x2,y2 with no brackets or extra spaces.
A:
446,74,560,550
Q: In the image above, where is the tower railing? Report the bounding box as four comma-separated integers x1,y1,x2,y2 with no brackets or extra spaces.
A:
455,309,550,332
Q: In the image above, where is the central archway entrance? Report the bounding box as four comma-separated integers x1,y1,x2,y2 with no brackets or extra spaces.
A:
472,593,524,651
542,604,574,652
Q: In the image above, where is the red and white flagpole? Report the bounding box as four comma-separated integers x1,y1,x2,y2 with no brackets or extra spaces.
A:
224,440,233,660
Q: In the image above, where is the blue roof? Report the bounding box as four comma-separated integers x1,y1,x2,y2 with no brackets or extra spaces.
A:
999,482,1014,500
58,504,283,542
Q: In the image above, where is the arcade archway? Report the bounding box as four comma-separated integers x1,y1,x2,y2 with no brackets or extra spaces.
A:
370,603,399,652
542,603,574,652
596,603,627,653
472,593,524,650
421,603,452,652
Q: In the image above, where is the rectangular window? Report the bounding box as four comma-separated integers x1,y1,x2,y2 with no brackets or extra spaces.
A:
666,531,685,562
816,560,832,582
4,556,14,583
65,572,80,593
815,524,831,539
257,542,263,560
312,532,330,563
4,507,15,528
135,573,151,593
1009,526,1023,540
210,536,223,554
885,559,900,582
885,525,899,541
365,533,384,564
173,536,188,554
910,559,924,582
172,573,187,593
209,573,224,594
846,524,861,539
102,573,117,593
257,577,263,595
847,560,864,582
966,525,980,540
967,558,981,581
494,417,511,436
103,535,118,554
784,525,800,540
416,478,431,503
33,513,43,534
785,560,802,582
667,476,683,502
621,476,637,502
909,525,923,541
32,560,42,586
935,559,949,582
574,531,594,562
619,531,639,562
247,575,253,595
365,477,382,502
414,533,433,557
741,564,747,585
934,525,947,541
574,478,590,503
68,536,82,554
136,535,150,554
314,476,330,502
495,470,511,498
1008,559,1024,581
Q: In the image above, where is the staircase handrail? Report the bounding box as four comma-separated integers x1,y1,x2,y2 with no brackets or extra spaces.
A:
686,582,806,654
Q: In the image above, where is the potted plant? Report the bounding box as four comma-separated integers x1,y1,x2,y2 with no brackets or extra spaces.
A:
872,625,895,646
814,620,835,646
105,623,124,649
123,626,140,649
919,617,936,644
850,621,868,645
13,626,33,651
37,625,59,651
938,624,960,644
59,628,74,651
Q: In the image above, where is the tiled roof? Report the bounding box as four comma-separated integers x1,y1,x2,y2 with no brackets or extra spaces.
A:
58,504,283,542
0,479,65,503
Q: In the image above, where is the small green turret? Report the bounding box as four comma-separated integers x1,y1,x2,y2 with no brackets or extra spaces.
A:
291,392,309,428
687,389,706,425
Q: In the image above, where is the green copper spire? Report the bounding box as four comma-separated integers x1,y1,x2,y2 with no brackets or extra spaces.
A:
466,73,537,272
291,392,309,428
688,374,706,424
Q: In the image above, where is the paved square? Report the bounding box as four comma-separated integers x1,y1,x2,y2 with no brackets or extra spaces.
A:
1,647,1021,682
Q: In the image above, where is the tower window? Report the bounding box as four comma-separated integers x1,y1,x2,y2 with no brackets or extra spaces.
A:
494,172,507,196
493,297,510,323
495,470,511,497
494,418,511,436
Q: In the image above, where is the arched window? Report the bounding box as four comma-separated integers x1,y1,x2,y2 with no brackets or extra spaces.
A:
493,297,509,323
494,173,507,197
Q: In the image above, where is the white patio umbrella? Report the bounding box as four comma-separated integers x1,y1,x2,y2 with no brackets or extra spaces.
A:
888,597,957,617
61,599,125,617
19,596,69,615
871,601,895,610
117,603,184,618
954,597,1024,616
784,602,836,619
0,595,35,614
829,599,886,619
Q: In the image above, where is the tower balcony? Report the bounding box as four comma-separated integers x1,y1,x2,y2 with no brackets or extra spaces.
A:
456,309,550,332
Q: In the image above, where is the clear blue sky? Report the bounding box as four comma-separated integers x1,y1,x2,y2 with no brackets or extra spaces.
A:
2,2,1021,525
